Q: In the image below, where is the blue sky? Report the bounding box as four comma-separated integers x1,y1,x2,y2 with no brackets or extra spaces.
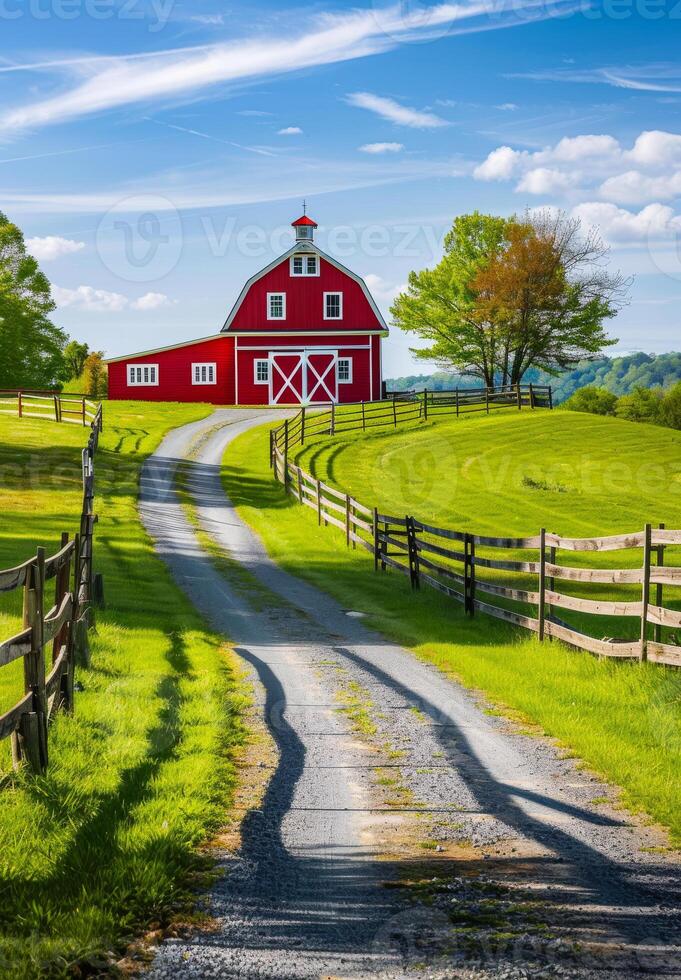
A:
3,0,681,376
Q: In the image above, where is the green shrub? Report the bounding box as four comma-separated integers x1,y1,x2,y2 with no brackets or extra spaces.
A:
562,385,617,416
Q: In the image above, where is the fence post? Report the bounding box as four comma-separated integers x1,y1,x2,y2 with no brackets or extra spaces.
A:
548,386,553,410
423,389,428,421
406,517,420,590
485,386,490,414
392,397,397,427
15,549,47,773
81,397,86,426
456,388,460,417
516,383,522,410
640,523,652,662
300,406,306,446
283,419,289,489
373,508,379,570
362,401,366,432
330,402,336,436
654,522,665,643
529,383,535,410
538,528,546,641
52,532,70,663
469,535,476,615
297,466,303,504
317,479,322,525
53,394,59,422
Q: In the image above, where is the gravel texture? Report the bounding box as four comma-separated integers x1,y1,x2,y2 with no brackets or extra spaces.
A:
139,409,681,980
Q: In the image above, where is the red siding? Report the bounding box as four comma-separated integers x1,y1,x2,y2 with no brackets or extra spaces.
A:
228,256,382,333
108,336,235,404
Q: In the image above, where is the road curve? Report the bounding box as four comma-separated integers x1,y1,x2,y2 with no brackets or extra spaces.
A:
140,409,681,980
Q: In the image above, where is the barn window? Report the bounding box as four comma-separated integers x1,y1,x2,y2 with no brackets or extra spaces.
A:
127,363,158,386
290,254,318,276
267,292,286,319
324,292,342,320
192,362,216,385
254,359,269,384
337,358,352,383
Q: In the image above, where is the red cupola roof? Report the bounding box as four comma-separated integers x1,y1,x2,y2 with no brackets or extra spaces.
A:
291,214,317,227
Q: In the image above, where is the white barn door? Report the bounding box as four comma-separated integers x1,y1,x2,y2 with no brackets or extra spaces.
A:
269,350,337,405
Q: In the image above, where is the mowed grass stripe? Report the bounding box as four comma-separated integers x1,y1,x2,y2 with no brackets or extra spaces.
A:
224,413,681,846
0,403,249,979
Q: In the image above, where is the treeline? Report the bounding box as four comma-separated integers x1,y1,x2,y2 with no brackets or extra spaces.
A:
386,352,681,405
562,383,681,429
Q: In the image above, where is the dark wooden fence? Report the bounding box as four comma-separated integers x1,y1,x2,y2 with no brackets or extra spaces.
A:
0,404,103,773
0,389,100,426
271,383,552,461
270,402,681,670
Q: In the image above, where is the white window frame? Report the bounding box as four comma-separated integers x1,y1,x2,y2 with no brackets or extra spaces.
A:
289,254,319,277
192,362,217,385
127,363,159,386
323,291,343,320
337,357,353,384
267,292,286,320
254,358,270,385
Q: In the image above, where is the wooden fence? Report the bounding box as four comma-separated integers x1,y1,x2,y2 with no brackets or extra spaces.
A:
270,432,681,671
0,404,103,773
271,383,552,461
0,389,100,426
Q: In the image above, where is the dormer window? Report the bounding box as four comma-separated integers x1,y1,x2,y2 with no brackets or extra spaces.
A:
290,254,318,276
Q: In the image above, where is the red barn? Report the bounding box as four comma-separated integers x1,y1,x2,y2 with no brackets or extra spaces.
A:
105,212,388,405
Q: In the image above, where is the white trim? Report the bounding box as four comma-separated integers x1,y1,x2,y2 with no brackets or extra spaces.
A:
127,363,159,386
221,241,388,332
289,253,319,277
253,358,270,384
191,362,217,385
238,343,370,351
370,334,375,401
268,349,339,405
267,292,286,320
323,291,343,321
234,335,239,404
337,357,352,384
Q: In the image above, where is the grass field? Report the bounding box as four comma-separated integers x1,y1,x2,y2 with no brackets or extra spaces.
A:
223,409,681,846
0,403,249,979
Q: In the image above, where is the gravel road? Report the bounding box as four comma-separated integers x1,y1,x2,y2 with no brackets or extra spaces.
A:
140,409,681,980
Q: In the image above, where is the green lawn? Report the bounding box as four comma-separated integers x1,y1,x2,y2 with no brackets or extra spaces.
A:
223,410,681,846
0,403,249,979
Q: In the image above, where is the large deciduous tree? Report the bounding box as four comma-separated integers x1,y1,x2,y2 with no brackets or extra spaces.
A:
63,340,90,380
391,210,627,387
0,212,66,388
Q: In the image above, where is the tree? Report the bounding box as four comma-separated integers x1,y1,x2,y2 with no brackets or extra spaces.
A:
391,209,627,386
615,385,663,423
390,212,511,387
563,386,617,416
82,352,107,398
0,212,66,388
659,382,681,430
63,340,90,380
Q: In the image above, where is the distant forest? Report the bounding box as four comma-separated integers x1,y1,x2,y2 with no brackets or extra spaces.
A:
386,352,681,405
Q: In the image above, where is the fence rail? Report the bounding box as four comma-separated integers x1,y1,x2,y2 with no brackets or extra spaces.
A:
0,404,103,773
0,389,100,426
271,432,681,671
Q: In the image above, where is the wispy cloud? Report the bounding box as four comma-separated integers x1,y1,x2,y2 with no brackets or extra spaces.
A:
52,284,173,311
509,63,681,93
277,126,303,135
0,0,574,135
346,92,448,128
146,117,277,155
359,141,405,153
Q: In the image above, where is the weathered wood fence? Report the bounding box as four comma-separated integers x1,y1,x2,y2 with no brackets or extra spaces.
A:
0,404,103,773
270,399,681,670
0,389,100,426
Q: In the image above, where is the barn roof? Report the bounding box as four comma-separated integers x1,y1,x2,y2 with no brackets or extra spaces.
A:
221,242,389,333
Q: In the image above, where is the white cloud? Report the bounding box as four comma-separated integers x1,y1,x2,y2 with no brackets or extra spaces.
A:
570,202,681,243
190,13,224,24
549,134,619,162
359,141,404,154
52,285,129,312
627,130,681,168
496,102,518,110
346,91,448,128
277,126,302,135
0,0,562,135
516,167,576,194
600,169,681,205
473,145,522,180
52,285,173,311
26,236,85,261
363,272,407,303
131,291,173,310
